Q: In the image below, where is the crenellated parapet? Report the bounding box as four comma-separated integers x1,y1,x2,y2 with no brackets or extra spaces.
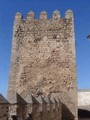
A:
2,93,75,120
14,9,73,21
8,94,63,120
13,9,74,35
12,9,74,41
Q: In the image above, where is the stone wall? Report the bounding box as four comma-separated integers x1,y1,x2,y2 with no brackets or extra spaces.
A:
0,94,9,120
8,10,77,119
0,104,9,120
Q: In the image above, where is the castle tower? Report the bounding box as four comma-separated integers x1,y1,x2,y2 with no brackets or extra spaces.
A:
8,10,77,119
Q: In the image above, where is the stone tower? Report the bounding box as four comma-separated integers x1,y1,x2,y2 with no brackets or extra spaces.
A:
8,10,77,119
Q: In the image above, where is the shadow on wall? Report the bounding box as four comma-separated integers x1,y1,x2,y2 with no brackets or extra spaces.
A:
62,103,75,120
78,109,90,119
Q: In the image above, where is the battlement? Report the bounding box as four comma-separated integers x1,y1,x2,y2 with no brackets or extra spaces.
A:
0,93,74,120
15,9,73,21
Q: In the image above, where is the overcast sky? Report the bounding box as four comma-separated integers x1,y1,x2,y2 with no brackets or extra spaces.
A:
0,0,90,97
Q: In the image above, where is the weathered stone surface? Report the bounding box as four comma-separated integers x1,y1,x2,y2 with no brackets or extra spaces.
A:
8,10,77,119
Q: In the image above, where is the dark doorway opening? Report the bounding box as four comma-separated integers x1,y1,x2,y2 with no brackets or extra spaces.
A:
11,115,18,120
27,113,33,120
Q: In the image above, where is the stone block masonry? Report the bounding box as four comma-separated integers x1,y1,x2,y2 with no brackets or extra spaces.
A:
8,10,77,120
